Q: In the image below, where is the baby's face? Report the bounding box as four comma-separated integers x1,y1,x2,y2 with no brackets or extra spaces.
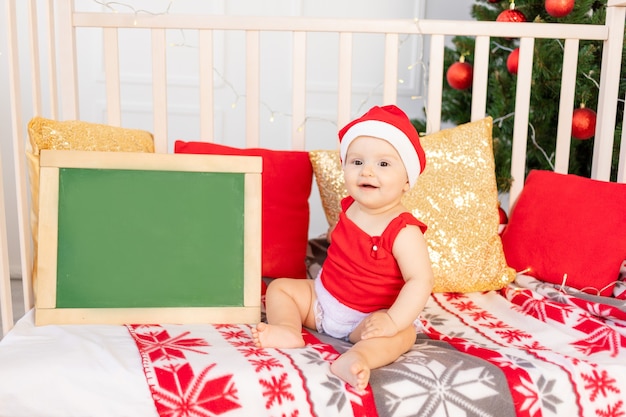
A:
343,136,410,207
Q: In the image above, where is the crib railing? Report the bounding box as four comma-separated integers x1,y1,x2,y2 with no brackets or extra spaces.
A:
0,177,11,334
2,0,625,334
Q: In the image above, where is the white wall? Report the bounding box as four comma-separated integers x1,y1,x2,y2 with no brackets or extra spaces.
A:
0,0,473,277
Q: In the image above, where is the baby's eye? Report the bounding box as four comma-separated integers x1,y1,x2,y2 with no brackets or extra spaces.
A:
352,159,363,166
379,161,390,167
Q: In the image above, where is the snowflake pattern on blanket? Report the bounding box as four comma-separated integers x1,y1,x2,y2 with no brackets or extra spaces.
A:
421,280,626,417
126,323,378,417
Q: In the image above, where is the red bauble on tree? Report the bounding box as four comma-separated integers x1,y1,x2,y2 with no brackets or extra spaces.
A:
498,204,508,235
497,2,526,22
446,57,473,90
507,48,520,74
545,0,575,18
571,105,597,140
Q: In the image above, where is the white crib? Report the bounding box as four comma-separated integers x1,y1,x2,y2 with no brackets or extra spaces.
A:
0,2,625,416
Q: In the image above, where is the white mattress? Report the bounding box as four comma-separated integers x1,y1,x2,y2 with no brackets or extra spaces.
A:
0,310,157,417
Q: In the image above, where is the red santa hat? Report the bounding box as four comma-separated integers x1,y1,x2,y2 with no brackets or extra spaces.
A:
338,105,426,188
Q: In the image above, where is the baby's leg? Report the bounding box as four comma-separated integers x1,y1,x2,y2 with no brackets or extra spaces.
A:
330,325,416,391
252,278,316,349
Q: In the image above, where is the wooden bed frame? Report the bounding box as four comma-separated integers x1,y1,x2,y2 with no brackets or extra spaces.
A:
1,1,625,335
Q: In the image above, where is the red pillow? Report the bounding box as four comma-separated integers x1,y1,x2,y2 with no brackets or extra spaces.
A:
501,170,626,296
174,141,313,279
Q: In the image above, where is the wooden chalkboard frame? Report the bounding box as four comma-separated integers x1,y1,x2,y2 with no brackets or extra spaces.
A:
35,150,262,325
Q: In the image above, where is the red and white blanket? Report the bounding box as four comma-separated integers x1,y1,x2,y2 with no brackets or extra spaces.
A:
127,323,378,417
422,276,626,417
127,275,626,417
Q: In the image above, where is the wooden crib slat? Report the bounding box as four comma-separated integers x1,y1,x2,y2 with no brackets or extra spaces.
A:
199,30,214,142
245,30,260,148
2,0,19,335
593,5,626,181
45,0,59,120
554,39,580,174
337,32,353,128
615,2,626,181
151,29,168,153
7,0,34,315
509,37,535,208
103,28,122,127
383,33,399,105
56,0,79,120
0,172,13,336
27,0,42,116
291,31,307,151
470,36,490,122
619,98,626,182
425,34,444,134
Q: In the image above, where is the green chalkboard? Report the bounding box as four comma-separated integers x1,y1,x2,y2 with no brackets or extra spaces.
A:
35,150,262,325
56,168,245,308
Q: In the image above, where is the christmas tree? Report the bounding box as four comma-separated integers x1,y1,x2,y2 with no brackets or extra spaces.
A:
415,0,625,192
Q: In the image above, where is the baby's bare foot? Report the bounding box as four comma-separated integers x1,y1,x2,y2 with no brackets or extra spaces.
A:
330,352,370,392
251,322,305,349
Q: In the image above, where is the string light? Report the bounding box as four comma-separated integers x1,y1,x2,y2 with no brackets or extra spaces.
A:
493,112,555,170
355,82,384,115
93,0,174,16
93,1,175,26
168,30,195,48
296,117,337,133
407,20,428,100
528,122,555,171
582,70,600,89
408,56,428,102
493,112,515,127
491,41,514,53
558,272,620,297
261,102,283,123
410,18,431,125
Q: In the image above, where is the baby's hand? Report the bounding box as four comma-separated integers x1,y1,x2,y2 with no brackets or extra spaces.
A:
360,311,398,339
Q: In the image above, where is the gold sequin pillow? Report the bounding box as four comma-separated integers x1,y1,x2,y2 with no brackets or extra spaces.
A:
27,116,155,283
309,116,515,292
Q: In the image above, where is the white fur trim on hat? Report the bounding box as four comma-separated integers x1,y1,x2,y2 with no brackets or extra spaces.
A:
339,120,421,187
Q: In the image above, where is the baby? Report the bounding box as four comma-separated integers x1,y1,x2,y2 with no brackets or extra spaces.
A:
252,105,434,391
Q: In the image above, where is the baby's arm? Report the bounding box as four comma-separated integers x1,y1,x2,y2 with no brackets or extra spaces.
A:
360,225,433,340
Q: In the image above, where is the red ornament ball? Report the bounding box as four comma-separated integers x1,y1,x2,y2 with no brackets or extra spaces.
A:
446,61,473,90
488,0,500,2
497,8,526,23
507,48,520,74
498,205,508,235
545,0,575,18
571,107,597,140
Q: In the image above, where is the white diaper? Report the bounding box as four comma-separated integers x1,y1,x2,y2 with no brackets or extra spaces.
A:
314,276,368,340
313,272,425,340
